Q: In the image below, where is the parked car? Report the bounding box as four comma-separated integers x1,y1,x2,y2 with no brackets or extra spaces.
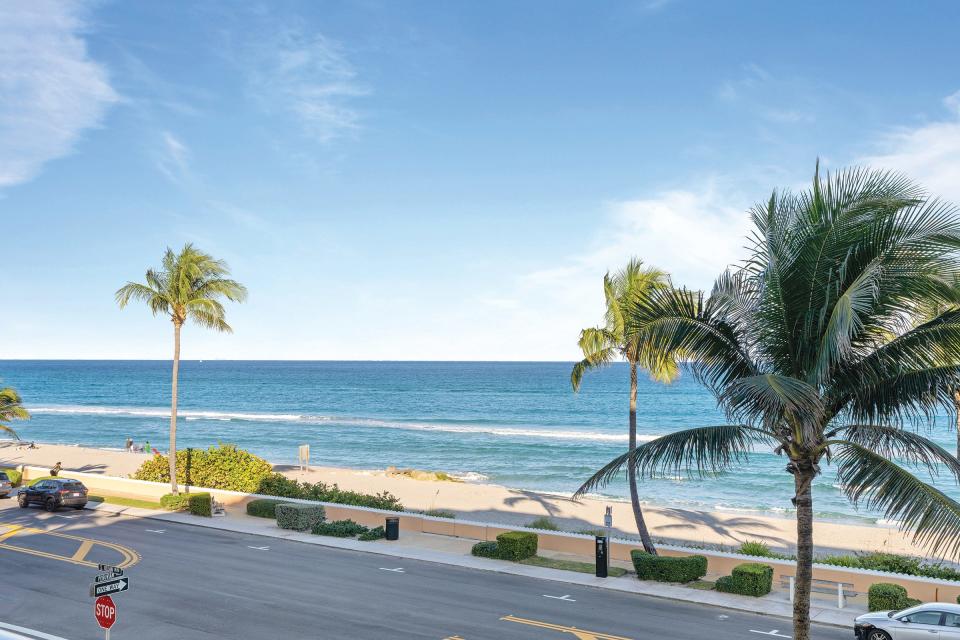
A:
855,602,960,639
0,472,12,498
17,478,88,512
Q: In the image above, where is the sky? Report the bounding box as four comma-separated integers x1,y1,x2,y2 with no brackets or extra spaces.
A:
3,0,960,361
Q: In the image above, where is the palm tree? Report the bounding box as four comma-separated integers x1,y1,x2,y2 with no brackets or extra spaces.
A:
0,387,30,439
571,258,677,554
576,164,960,640
116,244,247,494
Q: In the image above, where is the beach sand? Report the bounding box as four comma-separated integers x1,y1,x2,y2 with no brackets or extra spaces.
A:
0,442,941,560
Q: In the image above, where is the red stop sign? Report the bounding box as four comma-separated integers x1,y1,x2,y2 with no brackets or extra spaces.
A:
94,595,117,629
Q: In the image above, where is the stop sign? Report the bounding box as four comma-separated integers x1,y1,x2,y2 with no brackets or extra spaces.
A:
94,595,117,629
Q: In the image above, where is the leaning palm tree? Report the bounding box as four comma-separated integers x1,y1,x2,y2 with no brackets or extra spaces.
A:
576,164,960,640
0,387,30,439
116,244,247,494
571,258,676,554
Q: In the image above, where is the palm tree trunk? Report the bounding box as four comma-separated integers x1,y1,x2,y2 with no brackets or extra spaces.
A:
792,464,815,640
169,320,182,495
954,389,960,459
629,363,657,555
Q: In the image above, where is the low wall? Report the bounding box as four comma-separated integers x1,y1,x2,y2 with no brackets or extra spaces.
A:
14,464,960,603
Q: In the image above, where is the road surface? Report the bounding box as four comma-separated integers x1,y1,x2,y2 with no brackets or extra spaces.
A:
0,500,850,640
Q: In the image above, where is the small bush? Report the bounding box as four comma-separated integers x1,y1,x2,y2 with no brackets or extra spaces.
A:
496,531,538,561
869,583,912,612
738,541,771,557
471,541,500,558
527,516,559,531
714,563,773,597
312,519,368,538
0,468,22,487
424,509,456,519
359,526,386,541
160,493,190,511
188,493,212,517
255,474,404,511
632,551,708,583
246,498,286,518
276,503,325,532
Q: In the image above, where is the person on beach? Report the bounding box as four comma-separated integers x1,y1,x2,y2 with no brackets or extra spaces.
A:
50,462,61,477
125,437,133,452
144,441,151,453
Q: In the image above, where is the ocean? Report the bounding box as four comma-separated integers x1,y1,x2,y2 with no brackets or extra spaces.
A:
2,359,957,524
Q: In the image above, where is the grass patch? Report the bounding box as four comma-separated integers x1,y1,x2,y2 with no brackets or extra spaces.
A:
88,495,163,509
527,516,559,531
519,555,628,577
688,580,717,590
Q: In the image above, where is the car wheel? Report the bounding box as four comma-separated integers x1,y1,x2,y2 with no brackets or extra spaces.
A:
44,498,58,512
73,505,84,510
17,494,28,508
866,630,891,640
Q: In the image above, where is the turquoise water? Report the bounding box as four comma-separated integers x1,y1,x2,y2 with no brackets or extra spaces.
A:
2,360,957,524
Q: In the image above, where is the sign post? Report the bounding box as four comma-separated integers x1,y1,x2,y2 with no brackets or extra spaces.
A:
94,595,117,639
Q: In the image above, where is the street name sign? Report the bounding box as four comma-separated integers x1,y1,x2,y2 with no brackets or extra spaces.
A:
98,564,124,577
90,577,129,597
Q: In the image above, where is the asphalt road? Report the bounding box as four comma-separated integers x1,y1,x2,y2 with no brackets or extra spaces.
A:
0,500,852,640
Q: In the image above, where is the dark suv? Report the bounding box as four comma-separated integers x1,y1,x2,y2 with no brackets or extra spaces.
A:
18,478,88,512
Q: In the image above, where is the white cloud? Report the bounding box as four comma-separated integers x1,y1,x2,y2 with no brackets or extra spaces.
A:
245,27,368,142
156,131,191,183
0,0,117,188
859,90,960,202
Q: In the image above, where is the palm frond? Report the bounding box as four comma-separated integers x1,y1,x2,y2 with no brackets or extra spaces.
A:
835,443,960,558
574,424,775,498
836,424,960,481
571,327,617,391
0,424,20,440
719,374,823,430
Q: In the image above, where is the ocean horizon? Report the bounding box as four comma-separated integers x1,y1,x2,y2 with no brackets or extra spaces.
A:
3,359,957,526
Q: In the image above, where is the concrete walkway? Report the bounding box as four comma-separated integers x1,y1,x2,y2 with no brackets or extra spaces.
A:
87,501,862,629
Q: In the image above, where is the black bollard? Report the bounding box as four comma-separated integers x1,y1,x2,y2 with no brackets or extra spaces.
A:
595,535,609,578
385,516,400,541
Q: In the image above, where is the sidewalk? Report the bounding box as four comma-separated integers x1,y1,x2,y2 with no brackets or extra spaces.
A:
86,501,862,629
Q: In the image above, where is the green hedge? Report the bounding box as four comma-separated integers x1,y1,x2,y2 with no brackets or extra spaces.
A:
359,526,385,541
246,498,286,518
471,541,500,558
312,519,368,537
632,551,707,583
868,583,921,612
714,563,773,597
0,468,22,487
496,531,538,561
256,474,404,511
818,552,960,582
188,493,212,517
276,503,326,532
160,493,190,511
133,445,273,492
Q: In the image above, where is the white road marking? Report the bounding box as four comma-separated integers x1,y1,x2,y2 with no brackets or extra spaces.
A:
717,615,729,620
145,529,166,533
379,567,405,573
749,631,790,638
0,620,72,640
54,514,81,519
543,594,576,602
248,545,270,551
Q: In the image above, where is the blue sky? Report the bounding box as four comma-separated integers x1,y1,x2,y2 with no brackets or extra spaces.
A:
4,0,960,360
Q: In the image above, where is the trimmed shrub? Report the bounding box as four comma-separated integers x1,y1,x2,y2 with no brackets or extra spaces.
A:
527,516,559,531
133,445,273,492
869,583,911,612
312,519,368,538
276,503,325,532
471,541,500,558
160,493,190,511
0,468,22,487
496,531,538,561
632,551,708,583
246,498,286,519
424,509,456,519
358,526,386,541
714,563,773,597
188,493,212,517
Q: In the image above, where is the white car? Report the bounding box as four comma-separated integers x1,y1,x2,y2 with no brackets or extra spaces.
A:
855,602,960,639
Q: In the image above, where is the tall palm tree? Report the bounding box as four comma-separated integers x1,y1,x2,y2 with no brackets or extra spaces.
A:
571,258,676,554
0,387,30,439
576,164,960,640
116,244,247,494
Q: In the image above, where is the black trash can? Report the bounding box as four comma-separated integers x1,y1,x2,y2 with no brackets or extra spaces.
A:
385,517,400,541
595,535,608,578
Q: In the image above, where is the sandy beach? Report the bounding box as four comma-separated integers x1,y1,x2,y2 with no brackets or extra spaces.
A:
0,441,942,561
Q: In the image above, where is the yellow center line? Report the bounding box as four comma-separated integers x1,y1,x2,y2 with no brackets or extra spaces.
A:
501,615,633,640
0,525,23,543
71,539,95,562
